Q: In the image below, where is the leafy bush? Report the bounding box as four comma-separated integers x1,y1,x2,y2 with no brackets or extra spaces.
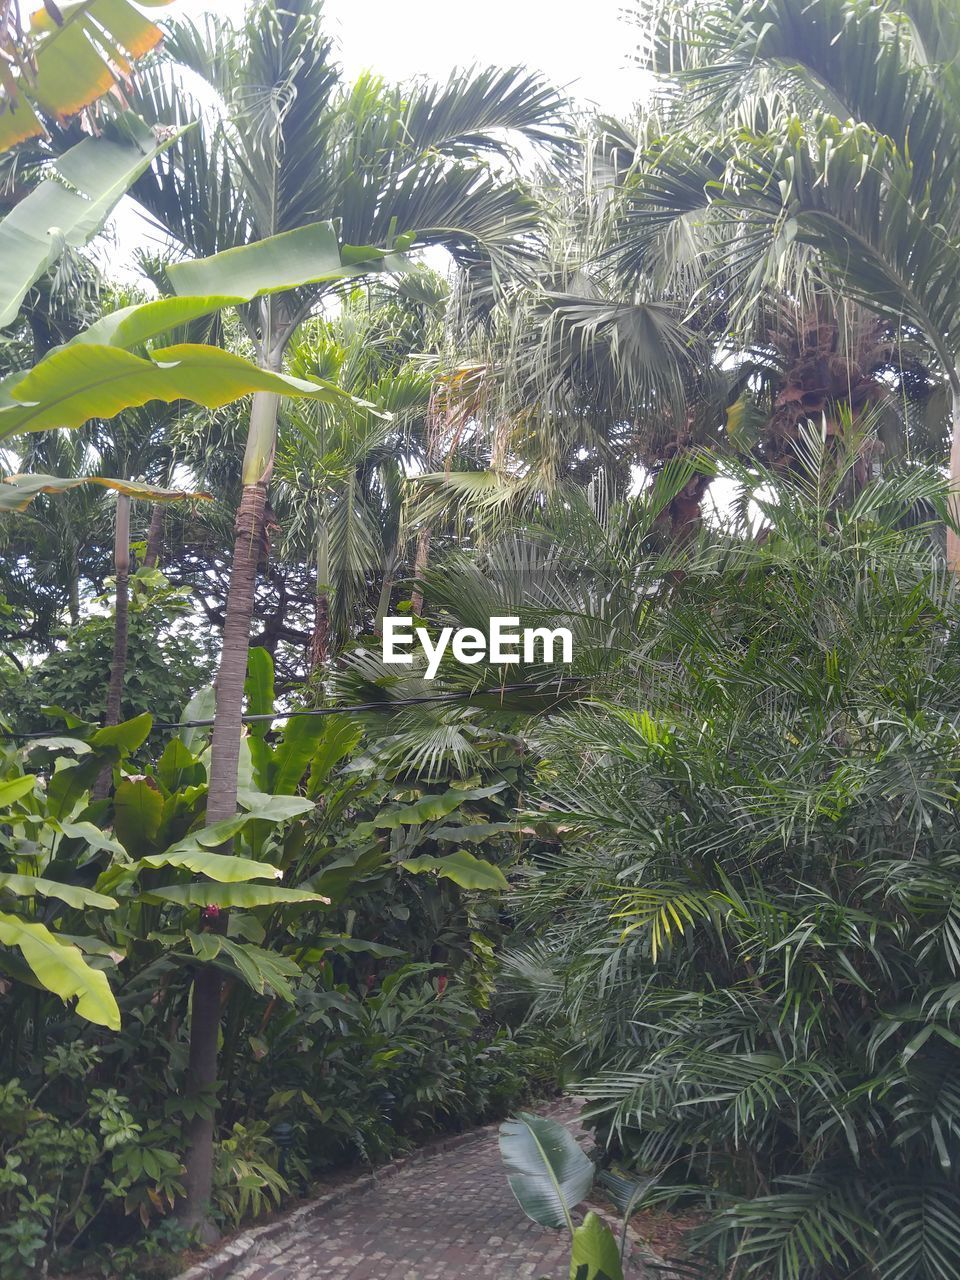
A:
509,454,960,1278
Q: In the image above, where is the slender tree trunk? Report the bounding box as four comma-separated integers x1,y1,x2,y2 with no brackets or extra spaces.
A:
93,496,131,801
310,592,329,670
374,548,396,636
103,496,131,729
948,383,960,573
309,515,330,671
144,504,165,569
180,365,280,1237
66,539,81,628
409,524,431,616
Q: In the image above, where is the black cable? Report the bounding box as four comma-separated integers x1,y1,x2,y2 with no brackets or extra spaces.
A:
0,679,578,741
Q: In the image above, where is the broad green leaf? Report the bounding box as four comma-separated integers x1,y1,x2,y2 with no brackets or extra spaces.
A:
69,295,245,351
211,936,301,1002
0,115,182,327
90,713,152,753
400,850,509,891
47,756,102,820
272,716,330,796
236,791,315,822
0,473,209,514
306,716,362,797
179,685,215,753
569,1213,624,1280
112,778,164,856
375,783,507,828
138,847,282,882
166,221,345,299
144,883,330,908
0,343,358,443
0,873,118,912
499,1112,594,1232
156,737,203,792
244,648,275,738
0,775,36,808
301,935,404,959
0,911,120,1029
58,821,126,858
23,737,91,756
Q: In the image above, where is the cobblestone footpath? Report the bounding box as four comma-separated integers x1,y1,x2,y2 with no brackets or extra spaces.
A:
219,1102,643,1280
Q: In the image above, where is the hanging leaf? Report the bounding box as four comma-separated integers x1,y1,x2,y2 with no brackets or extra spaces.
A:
0,114,184,328
400,849,509,891
112,778,163,856
0,473,210,514
138,847,283,883
143,883,330,908
0,912,120,1029
0,343,360,443
0,872,118,911
0,1,175,151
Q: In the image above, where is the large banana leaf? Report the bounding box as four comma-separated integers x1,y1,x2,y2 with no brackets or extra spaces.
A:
166,223,414,298
400,849,509,891
143,882,330,908
499,1112,594,1233
0,113,183,328
138,848,283,883
0,343,356,441
0,911,120,1029
0,473,209,513
0,1,174,151
0,872,118,911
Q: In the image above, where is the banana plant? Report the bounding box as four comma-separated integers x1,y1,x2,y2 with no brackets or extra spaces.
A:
0,0,175,151
500,1112,651,1280
0,111,184,327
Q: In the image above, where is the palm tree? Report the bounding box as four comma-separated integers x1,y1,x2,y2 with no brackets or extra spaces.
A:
130,0,570,1228
617,0,960,557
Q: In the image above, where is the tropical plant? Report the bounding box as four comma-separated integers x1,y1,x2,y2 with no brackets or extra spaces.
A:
0,0,173,151
619,0,960,558
506,435,960,1278
125,0,570,1225
500,1110,649,1280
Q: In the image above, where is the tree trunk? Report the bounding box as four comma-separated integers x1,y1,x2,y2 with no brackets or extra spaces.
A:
374,548,397,636
310,592,329,670
948,384,960,572
93,496,130,801
179,370,280,1237
103,496,131,729
144,504,165,569
409,524,431,616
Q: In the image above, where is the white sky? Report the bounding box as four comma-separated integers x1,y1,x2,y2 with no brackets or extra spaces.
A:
161,0,643,116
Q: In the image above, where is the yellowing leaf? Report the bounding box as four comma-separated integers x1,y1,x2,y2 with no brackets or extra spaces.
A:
0,911,120,1029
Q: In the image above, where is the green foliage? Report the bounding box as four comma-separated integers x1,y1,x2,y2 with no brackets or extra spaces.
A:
0,570,215,739
509,450,960,1278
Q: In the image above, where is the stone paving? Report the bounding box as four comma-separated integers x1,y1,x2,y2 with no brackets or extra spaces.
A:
226,1102,644,1280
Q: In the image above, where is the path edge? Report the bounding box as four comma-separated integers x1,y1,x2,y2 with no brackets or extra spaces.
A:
173,1117,502,1280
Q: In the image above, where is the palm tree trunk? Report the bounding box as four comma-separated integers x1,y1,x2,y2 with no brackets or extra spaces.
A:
180,368,280,1237
948,383,960,573
309,515,330,670
409,524,431,616
310,592,330,669
144,504,165,569
93,496,130,801
374,547,397,636
103,495,131,729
